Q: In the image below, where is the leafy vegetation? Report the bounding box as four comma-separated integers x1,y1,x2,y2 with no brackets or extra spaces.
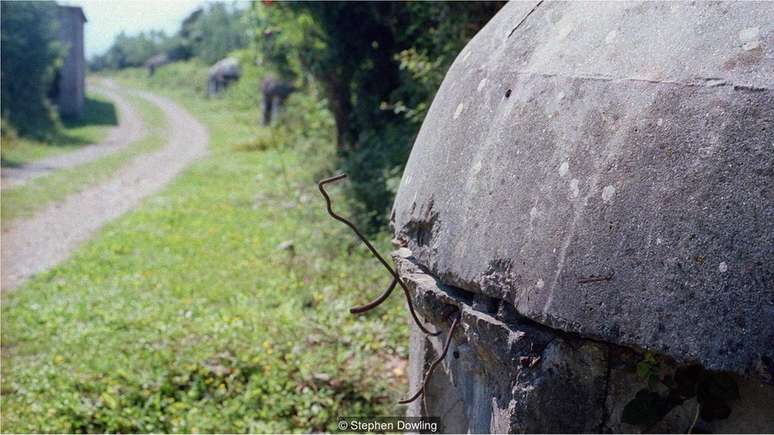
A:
0,1,64,137
1,92,163,225
90,2,503,233
180,3,252,65
2,3,507,431
623,359,740,429
89,30,176,71
256,1,504,231
90,3,250,71
1,65,408,432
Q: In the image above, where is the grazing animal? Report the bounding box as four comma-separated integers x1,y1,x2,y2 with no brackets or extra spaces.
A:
207,57,242,97
261,77,295,125
144,53,169,76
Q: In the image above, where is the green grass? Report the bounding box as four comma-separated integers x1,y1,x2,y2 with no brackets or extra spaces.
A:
1,92,118,167
1,65,408,433
1,93,165,225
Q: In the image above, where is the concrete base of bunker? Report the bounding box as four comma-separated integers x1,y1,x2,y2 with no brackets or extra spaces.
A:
397,252,774,433
388,2,773,432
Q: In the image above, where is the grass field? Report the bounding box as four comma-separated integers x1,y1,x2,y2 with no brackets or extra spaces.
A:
1,93,165,225
1,92,118,167
1,65,408,432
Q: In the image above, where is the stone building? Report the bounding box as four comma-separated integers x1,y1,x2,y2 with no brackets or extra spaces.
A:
392,1,773,433
55,5,87,118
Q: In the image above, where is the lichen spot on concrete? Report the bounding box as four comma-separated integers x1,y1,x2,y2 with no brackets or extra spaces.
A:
536,279,545,289
739,27,759,41
472,160,483,176
557,23,573,40
739,26,760,51
605,30,617,44
454,103,465,120
602,185,616,203
569,178,580,198
559,162,569,177
738,26,759,41
719,261,728,273
477,78,487,92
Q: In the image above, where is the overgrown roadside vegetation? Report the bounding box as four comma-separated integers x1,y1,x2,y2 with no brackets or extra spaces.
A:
87,2,504,233
1,64,408,432
1,92,166,225
0,1,63,137
2,2,504,431
0,92,118,167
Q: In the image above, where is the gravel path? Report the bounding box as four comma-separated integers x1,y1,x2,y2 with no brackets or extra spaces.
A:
1,88,209,291
1,79,146,189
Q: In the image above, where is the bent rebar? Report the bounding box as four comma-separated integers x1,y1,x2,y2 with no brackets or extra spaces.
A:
399,310,461,404
317,174,441,336
318,174,440,336
350,276,397,314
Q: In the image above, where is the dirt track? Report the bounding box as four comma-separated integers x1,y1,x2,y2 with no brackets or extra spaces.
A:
1,85,209,291
1,79,146,189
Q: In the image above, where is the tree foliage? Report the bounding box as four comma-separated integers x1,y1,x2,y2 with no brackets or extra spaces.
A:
89,1,503,231
90,30,176,70
1,1,64,137
91,3,250,71
183,3,252,65
255,2,504,230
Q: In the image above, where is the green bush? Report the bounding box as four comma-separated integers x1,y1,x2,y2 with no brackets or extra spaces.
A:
100,2,504,232
254,2,505,232
1,1,64,137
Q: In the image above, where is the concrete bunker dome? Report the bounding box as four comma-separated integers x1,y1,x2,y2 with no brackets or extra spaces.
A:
393,1,772,380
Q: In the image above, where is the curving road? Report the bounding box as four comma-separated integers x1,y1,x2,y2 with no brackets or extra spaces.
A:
1,79,146,189
1,84,209,291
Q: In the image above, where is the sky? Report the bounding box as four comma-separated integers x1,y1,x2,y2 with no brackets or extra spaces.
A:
60,0,205,58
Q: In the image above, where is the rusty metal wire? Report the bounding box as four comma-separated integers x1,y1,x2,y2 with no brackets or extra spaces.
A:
399,310,461,405
318,174,440,336
349,276,397,314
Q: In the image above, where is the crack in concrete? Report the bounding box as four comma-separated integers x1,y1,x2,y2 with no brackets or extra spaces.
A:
507,0,543,39
505,70,771,92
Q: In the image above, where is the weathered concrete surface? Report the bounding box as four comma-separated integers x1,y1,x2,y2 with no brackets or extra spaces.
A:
207,57,241,96
392,1,774,378
397,253,774,433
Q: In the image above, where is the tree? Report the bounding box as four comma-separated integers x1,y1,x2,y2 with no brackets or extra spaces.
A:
90,2,250,71
185,3,251,64
90,30,179,71
1,1,64,137
255,2,504,230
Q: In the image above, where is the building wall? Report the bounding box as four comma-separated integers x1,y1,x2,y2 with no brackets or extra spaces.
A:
56,6,86,118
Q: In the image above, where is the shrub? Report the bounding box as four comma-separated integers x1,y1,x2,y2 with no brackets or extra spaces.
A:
254,2,505,232
1,1,64,137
